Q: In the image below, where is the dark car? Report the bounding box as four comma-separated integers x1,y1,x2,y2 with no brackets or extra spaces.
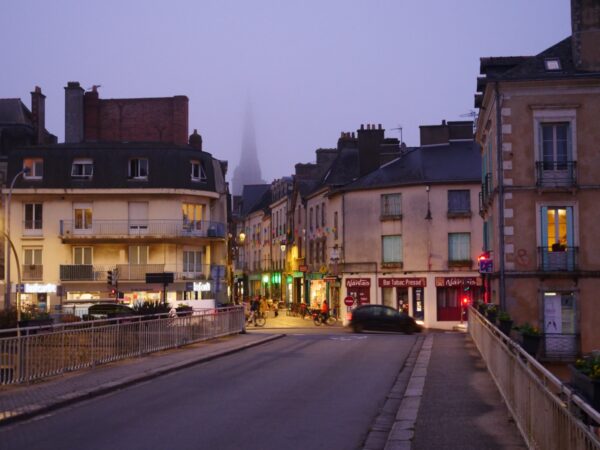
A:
87,303,135,319
349,304,422,334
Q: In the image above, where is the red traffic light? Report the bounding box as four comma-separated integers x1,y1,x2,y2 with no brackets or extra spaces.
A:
110,288,117,296
462,297,470,305
478,252,491,261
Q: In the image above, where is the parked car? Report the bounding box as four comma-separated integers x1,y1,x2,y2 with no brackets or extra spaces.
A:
87,303,135,319
349,305,422,334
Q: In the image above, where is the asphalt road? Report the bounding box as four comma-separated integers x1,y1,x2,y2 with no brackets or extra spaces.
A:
1,331,418,450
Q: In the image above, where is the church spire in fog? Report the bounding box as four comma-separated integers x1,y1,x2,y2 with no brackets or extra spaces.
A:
231,101,264,195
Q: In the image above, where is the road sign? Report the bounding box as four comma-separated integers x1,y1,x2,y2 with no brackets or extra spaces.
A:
479,259,493,274
344,296,354,306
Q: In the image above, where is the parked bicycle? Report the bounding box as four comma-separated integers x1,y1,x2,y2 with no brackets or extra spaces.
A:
313,311,337,326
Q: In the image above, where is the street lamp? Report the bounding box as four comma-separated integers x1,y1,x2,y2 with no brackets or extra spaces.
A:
425,185,432,221
4,167,30,309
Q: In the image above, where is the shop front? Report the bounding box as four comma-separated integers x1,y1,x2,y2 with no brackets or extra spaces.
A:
434,276,481,322
378,278,426,317
323,276,340,318
19,283,58,313
248,274,262,299
308,273,326,309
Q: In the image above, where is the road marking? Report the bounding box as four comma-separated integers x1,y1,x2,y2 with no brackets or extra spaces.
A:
329,336,368,341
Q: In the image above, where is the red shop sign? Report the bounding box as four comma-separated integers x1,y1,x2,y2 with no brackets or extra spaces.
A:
378,278,427,288
345,278,371,288
435,277,481,288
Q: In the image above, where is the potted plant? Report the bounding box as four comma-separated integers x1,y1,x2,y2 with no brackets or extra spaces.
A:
570,353,600,411
485,303,498,324
517,322,542,357
497,310,513,336
475,300,486,314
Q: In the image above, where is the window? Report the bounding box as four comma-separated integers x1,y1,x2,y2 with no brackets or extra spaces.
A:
182,203,204,230
129,245,148,265
315,205,320,229
24,248,42,266
540,206,576,271
73,247,92,265
128,158,149,179
24,203,42,230
23,158,43,179
191,160,207,182
183,250,203,273
541,123,570,170
448,233,471,264
381,194,402,218
321,203,325,227
73,203,92,231
71,158,93,178
309,240,314,264
448,190,471,215
382,235,403,265
321,238,326,263
544,57,561,71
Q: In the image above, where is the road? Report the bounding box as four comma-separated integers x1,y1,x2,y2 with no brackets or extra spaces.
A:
1,330,419,450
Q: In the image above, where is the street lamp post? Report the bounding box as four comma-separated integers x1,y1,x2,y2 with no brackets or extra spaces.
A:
4,167,29,310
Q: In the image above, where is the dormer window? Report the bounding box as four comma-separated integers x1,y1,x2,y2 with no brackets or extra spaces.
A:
191,160,207,182
544,57,561,71
128,158,148,180
23,158,43,179
71,158,93,179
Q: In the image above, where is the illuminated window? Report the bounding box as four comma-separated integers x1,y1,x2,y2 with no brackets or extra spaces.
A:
23,158,43,179
544,58,561,71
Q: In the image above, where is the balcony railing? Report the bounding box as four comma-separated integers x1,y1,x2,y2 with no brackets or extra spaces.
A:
59,264,224,282
59,220,226,239
22,265,43,280
538,246,578,272
536,161,577,188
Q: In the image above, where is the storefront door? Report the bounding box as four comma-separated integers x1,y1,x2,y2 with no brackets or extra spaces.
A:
397,288,409,314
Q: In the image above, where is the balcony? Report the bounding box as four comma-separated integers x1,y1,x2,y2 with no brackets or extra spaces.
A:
538,246,578,272
59,220,226,243
22,264,43,280
59,264,223,282
448,259,473,269
536,161,576,188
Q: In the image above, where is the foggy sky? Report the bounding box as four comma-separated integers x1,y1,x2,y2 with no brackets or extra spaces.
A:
1,0,570,183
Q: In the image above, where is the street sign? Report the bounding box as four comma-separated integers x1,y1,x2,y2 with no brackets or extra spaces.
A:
344,296,354,306
478,259,493,274
145,272,174,284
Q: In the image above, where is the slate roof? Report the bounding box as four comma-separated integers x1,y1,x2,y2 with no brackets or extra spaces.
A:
0,99,32,125
335,140,480,193
241,184,270,215
322,147,360,187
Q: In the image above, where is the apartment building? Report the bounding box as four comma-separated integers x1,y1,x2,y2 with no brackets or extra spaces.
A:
3,83,228,312
474,0,600,356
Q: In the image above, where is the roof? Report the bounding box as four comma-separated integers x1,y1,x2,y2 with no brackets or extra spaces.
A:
336,140,480,193
322,147,360,187
0,99,32,125
241,184,270,215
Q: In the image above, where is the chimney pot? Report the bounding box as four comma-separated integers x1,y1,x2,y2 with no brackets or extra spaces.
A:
378,123,382,129
361,124,364,130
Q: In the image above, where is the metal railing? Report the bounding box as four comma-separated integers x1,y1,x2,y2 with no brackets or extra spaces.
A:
0,306,244,385
536,161,577,188
59,219,227,239
538,246,578,271
469,307,600,450
22,264,43,280
59,264,226,282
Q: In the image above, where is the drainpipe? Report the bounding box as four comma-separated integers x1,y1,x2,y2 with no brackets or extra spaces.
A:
495,83,506,310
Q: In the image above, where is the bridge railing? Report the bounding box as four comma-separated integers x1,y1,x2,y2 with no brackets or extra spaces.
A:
469,307,600,450
0,306,245,385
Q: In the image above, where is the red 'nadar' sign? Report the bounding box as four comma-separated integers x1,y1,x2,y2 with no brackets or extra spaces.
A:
346,278,371,304
345,278,371,288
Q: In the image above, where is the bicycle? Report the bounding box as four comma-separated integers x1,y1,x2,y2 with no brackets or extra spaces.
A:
246,311,266,327
313,312,337,326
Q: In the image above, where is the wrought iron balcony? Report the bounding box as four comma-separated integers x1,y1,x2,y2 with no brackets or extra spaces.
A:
59,219,226,240
538,246,578,272
59,263,224,282
536,161,577,188
22,264,43,280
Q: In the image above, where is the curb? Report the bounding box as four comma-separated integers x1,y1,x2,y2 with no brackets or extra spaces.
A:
0,334,284,427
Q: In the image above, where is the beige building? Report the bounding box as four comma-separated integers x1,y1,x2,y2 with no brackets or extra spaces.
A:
330,122,482,329
474,0,600,356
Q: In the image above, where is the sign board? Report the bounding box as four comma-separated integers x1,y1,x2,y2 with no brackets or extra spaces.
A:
478,259,493,274
435,277,481,288
299,265,308,272
344,296,355,306
145,272,174,284
378,278,427,288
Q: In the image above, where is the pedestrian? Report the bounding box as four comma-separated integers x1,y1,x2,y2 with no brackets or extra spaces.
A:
168,306,177,318
320,300,329,322
259,296,268,316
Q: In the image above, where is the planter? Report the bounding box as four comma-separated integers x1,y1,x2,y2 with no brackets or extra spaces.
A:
498,319,513,336
521,333,542,357
569,365,600,411
486,311,497,324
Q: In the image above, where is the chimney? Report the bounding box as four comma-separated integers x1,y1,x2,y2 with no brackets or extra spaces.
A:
571,0,600,71
189,129,203,150
64,81,85,143
30,86,46,144
357,122,385,177
83,86,100,142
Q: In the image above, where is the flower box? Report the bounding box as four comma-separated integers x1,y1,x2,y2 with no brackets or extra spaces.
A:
569,365,600,411
521,333,541,357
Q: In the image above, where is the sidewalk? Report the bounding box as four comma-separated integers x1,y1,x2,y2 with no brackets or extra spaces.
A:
0,333,283,426
254,310,344,329
384,332,526,450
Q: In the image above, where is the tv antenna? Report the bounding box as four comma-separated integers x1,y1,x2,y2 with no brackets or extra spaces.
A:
460,111,478,132
390,125,403,145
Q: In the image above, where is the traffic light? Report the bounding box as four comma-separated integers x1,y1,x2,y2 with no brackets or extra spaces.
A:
110,288,117,296
462,296,470,306
107,270,114,285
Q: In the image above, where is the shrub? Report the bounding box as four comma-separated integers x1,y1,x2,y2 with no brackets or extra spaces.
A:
132,301,170,315
575,354,600,380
